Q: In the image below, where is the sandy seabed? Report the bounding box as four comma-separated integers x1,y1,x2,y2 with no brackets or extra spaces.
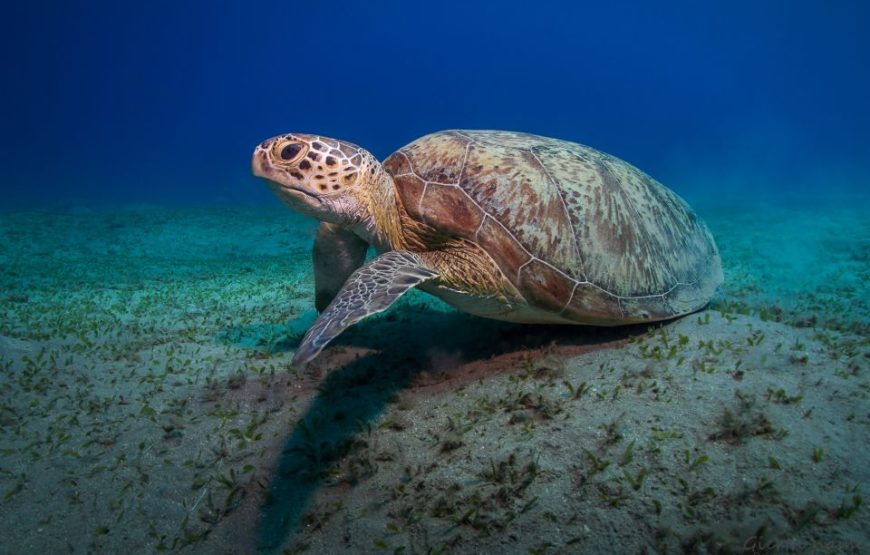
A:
0,198,867,554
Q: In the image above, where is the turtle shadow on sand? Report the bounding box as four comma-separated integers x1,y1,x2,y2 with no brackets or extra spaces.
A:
242,304,646,553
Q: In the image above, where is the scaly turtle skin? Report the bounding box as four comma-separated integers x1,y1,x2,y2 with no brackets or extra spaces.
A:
252,130,722,365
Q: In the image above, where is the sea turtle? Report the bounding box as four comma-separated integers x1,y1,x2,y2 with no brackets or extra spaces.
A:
252,130,722,366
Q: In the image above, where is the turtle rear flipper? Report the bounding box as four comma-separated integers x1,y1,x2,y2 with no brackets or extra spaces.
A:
293,251,438,366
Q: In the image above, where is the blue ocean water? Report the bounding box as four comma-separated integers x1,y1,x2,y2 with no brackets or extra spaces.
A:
1,2,868,554
2,0,868,207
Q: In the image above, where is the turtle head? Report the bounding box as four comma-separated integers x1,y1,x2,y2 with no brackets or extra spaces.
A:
252,133,381,227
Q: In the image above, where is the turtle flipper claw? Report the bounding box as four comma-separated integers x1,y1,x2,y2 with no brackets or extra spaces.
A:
293,251,438,366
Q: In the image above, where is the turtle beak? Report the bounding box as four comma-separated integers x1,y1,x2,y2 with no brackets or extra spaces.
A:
253,146,326,217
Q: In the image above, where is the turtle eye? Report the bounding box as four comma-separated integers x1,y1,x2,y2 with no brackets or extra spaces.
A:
274,141,307,163
281,143,302,160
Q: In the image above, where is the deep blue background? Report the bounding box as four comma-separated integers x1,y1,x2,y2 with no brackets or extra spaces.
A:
2,0,868,207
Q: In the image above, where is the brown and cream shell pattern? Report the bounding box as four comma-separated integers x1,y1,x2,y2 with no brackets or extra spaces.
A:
384,130,722,325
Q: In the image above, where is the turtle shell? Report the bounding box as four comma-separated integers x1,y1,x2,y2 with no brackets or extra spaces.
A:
383,130,722,324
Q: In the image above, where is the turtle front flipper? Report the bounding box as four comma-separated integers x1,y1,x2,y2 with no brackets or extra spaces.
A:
314,222,369,312
294,251,439,366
